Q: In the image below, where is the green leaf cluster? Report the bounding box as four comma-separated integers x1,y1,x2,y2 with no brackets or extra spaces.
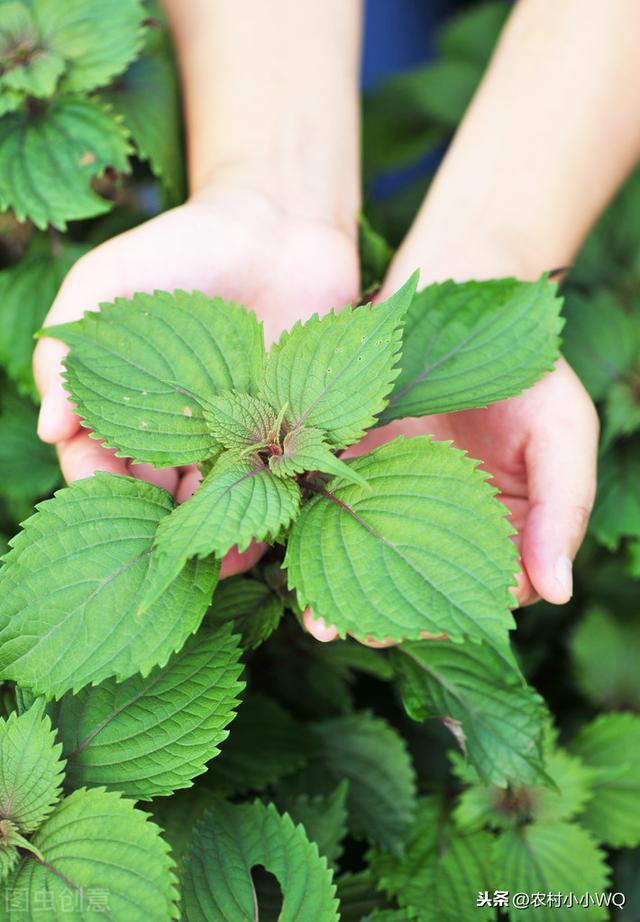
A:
0,249,565,917
0,0,184,228
0,0,145,108
0,700,178,916
560,168,640,568
3,1,639,916
440,713,640,921
369,797,497,922
8,265,563,669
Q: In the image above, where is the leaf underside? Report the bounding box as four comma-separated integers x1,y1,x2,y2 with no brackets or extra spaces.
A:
392,639,547,786
208,576,284,650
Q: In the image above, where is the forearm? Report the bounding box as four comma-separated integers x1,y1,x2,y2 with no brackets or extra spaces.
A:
390,0,640,284
163,0,362,236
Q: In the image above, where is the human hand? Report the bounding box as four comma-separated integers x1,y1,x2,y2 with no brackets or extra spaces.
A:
33,181,359,576
305,342,599,640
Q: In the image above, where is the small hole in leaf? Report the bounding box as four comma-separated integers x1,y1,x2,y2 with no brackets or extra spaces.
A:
251,866,283,921
183,406,193,417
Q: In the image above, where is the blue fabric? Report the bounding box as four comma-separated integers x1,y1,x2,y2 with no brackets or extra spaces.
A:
362,0,472,197
362,0,463,89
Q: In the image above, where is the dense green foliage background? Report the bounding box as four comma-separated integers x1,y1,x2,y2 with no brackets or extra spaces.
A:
0,1,639,919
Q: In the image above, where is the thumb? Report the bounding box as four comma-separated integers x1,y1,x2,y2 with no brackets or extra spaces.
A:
521,397,598,604
33,336,77,443
33,247,124,444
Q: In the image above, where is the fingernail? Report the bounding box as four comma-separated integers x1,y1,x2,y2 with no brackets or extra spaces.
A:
554,555,573,600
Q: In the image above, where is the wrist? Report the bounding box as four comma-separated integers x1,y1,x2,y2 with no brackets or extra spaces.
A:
386,204,565,294
190,165,360,243
385,210,573,291
167,0,362,241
